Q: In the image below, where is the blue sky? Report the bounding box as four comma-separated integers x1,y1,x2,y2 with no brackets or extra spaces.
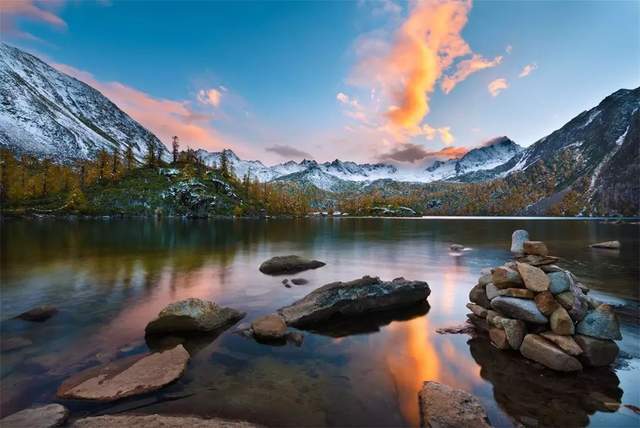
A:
2,0,639,165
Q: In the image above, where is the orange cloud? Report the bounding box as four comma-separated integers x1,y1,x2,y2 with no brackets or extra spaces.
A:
197,88,222,107
1,0,66,40
518,62,537,78
488,78,508,96
441,53,502,94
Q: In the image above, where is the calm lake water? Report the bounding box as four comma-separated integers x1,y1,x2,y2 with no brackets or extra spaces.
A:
1,218,639,427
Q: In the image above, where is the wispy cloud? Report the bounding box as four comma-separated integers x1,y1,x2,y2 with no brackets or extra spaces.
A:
518,63,538,78
1,0,67,40
488,78,508,96
378,143,467,163
197,88,223,107
505,44,513,54
441,54,502,94
265,145,312,160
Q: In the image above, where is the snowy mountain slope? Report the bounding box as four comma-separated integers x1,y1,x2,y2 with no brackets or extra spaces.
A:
0,43,166,160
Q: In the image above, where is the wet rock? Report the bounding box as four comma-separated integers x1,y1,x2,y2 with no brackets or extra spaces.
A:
516,262,550,292
548,271,571,294
418,381,491,428
436,323,475,335
511,229,529,253
259,255,325,275
71,414,261,427
523,241,549,256
286,332,304,347
57,345,189,401
590,241,621,249
519,334,582,372
576,304,622,340
491,266,523,289
485,283,500,300
251,314,287,341
534,291,561,317
145,298,245,335
1,337,33,352
574,335,619,367
15,305,58,322
497,288,535,299
466,303,487,318
278,276,430,327
490,328,510,349
540,332,583,356
466,313,489,332
501,318,526,349
291,278,308,285
0,404,69,428
469,284,491,308
449,244,465,252
550,307,575,335
491,296,548,324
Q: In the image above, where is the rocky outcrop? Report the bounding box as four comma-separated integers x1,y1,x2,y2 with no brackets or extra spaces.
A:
418,381,491,428
0,404,68,428
15,305,58,322
145,298,245,335
590,241,621,249
57,345,189,401
258,255,326,275
278,276,430,327
71,414,261,427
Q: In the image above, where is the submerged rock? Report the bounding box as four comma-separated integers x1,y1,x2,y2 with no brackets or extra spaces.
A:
418,381,491,428
71,414,261,427
523,241,549,256
0,404,69,428
15,305,58,322
590,241,621,249
519,334,582,372
516,262,550,292
540,332,583,356
279,276,430,327
449,244,465,252
491,296,548,324
511,229,529,253
576,304,622,340
259,255,326,275
145,298,245,335
251,314,288,341
57,345,189,401
574,335,619,367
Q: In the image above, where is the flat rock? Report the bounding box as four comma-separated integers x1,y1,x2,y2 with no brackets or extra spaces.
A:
576,304,622,340
251,314,287,340
511,229,529,253
541,264,563,273
516,254,559,266
590,240,621,249
466,303,487,318
491,296,548,324
418,381,491,428
291,278,308,285
501,318,526,349
15,305,58,322
71,414,261,427
0,404,69,428
278,276,430,327
523,241,549,256
469,284,491,308
145,298,245,335
519,334,582,372
574,335,619,367
57,345,189,401
548,271,571,294
1,337,33,352
534,291,560,317
540,332,583,356
485,283,500,300
516,262,550,292
550,307,575,335
497,288,535,299
489,327,510,350
436,323,475,335
491,266,523,289
259,255,325,275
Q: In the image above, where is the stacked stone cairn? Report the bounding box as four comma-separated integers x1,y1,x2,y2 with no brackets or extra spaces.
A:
466,230,622,372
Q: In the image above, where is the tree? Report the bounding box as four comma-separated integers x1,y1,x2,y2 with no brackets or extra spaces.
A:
219,149,231,180
146,141,156,167
156,145,164,167
97,150,110,181
125,145,135,171
111,147,120,179
172,136,180,164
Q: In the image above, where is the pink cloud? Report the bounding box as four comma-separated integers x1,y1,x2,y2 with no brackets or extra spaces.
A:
518,63,538,78
488,78,508,96
1,0,67,40
441,53,502,94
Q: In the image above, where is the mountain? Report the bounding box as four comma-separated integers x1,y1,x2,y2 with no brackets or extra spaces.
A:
0,43,166,160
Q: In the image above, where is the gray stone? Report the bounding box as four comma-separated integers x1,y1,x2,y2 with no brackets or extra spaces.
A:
576,304,622,340
511,229,529,253
501,318,526,349
419,381,491,428
278,276,430,327
574,335,619,367
71,414,261,427
548,271,571,294
469,284,491,308
436,323,475,335
259,255,325,275
145,298,245,335
485,283,500,300
590,240,621,249
541,264,563,273
519,334,582,372
550,307,575,335
491,296,548,324
540,332,583,356
0,404,69,428
516,262,550,292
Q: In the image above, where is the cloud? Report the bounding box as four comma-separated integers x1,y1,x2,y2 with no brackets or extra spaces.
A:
378,143,467,163
505,44,513,54
441,54,502,94
265,145,313,159
337,92,369,123
518,63,537,78
197,88,222,107
1,0,66,40
420,124,454,145
488,78,508,97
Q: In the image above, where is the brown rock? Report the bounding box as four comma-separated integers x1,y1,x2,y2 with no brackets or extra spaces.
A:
466,303,487,318
516,262,550,292
251,314,287,340
418,381,491,428
259,255,325,274
497,288,535,299
501,318,526,350
489,328,510,350
469,284,491,308
550,307,575,335
466,313,489,332
491,266,523,289
523,241,549,256
540,332,583,356
574,335,619,367
145,298,245,335
436,323,475,335
556,291,575,309
519,334,582,372
0,404,69,428
486,310,502,327
71,414,261,427
535,291,561,317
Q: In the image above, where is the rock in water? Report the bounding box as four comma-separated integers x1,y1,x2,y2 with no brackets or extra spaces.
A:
540,332,583,356
469,284,491,308
71,414,261,427
145,298,245,335
491,296,548,324
0,404,69,428
574,335,619,367
259,255,326,275
418,381,491,428
278,276,430,327
291,278,308,285
511,230,529,253
449,244,465,252
519,334,582,372
534,291,561,317
491,266,523,289
550,307,575,335
516,262,550,292
523,241,549,256
590,241,621,249
576,304,622,340
251,314,287,340
548,271,572,294
57,345,189,401
15,305,58,322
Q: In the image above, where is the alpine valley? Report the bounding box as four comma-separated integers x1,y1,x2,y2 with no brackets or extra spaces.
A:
1,43,638,217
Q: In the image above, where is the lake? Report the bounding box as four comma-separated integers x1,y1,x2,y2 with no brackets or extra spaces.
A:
1,218,639,427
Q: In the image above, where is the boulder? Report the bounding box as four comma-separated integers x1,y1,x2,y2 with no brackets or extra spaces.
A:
15,305,58,322
500,318,526,349
278,276,430,327
1,337,33,352
489,328,510,350
418,381,491,428
491,266,523,289
0,404,69,428
496,288,535,299
548,271,571,294
291,278,308,285
590,241,621,249
491,296,548,324
523,241,549,256
259,255,325,275
534,291,560,317
576,304,622,340
550,307,575,335
516,262,550,292
574,335,619,367
469,284,491,308
71,414,261,427
519,334,582,372
485,283,500,300
145,298,245,335
251,314,287,340
540,332,583,356
57,345,189,401
466,303,488,318
511,229,529,253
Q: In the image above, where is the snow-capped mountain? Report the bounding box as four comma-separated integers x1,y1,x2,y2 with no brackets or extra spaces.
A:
0,43,166,160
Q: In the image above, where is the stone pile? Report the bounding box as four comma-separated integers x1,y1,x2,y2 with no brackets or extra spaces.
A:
466,230,622,372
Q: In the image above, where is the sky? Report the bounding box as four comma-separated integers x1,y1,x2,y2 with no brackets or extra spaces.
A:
2,0,639,167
